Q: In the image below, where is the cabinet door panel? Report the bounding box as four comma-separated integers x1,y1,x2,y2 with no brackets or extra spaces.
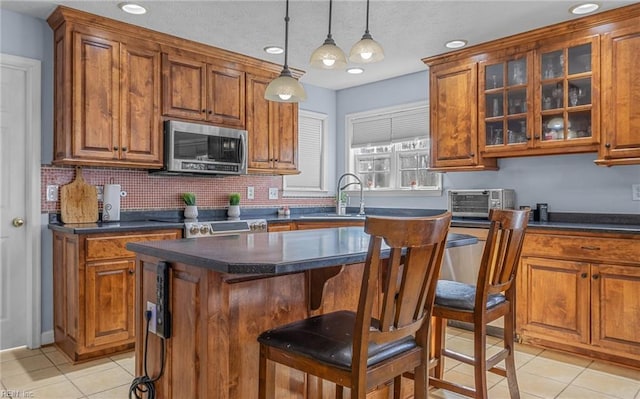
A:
121,43,162,165
272,102,297,171
599,26,640,163
521,257,590,344
85,260,135,348
591,264,640,355
246,74,272,169
207,66,245,128
162,54,207,120
72,32,120,160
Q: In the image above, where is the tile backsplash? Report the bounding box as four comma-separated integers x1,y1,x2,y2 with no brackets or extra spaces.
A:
41,166,333,213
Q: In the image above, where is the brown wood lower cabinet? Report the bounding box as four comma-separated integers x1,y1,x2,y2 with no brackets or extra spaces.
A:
53,229,181,361
516,229,640,368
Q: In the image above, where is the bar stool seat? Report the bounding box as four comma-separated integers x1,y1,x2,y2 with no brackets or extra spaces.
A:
259,310,417,369
434,280,506,310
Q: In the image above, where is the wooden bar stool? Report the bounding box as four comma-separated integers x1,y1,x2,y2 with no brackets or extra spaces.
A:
429,209,529,399
257,213,452,399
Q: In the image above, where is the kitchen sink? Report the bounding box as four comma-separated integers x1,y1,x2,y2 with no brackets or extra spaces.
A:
299,213,366,220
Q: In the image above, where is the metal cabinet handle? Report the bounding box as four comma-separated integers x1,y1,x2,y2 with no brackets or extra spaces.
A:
208,110,213,114
605,143,611,148
201,109,206,113
128,270,135,275
469,153,475,157
534,135,540,139
122,147,127,152
580,272,588,279
592,274,600,280
526,136,531,141
113,146,119,151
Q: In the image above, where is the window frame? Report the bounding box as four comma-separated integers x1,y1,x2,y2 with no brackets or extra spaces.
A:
344,102,441,196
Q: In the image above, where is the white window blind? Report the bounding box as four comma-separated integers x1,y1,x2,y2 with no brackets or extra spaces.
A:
350,106,428,148
284,111,326,192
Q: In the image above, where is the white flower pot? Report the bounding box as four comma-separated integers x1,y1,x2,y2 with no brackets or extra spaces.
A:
228,205,241,219
184,205,198,219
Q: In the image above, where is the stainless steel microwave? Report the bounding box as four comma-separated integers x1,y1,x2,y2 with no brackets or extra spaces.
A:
448,189,516,218
162,120,247,175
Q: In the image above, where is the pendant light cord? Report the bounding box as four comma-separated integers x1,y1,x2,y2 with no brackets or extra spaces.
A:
327,0,334,39
283,0,290,70
364,0,370,35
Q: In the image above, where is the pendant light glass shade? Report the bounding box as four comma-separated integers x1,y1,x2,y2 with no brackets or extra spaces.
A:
309,0,347,69
349,0,384,63
264,68,307,102
265,0,307,103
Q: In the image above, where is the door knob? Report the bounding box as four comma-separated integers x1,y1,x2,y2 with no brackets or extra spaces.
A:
12,217,25,227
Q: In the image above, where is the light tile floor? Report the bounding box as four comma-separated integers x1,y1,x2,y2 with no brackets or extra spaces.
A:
1,327,639,398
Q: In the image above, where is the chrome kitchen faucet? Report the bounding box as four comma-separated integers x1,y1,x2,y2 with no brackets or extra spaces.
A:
336,173,365,216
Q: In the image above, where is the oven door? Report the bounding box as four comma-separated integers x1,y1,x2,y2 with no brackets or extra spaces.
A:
448,190,491,218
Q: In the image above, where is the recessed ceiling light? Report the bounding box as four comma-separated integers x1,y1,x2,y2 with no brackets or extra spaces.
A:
264,46,284,55
347,67,364,74
569,3,600,15
445,40,468,49
118,2,147,15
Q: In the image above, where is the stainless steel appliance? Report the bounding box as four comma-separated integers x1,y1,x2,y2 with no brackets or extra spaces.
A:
184,218,267,238
162,120,247,175
448,189,515,218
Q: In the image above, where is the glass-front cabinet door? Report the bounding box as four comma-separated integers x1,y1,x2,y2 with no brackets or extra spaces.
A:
536,36,599,148
479,53,533,154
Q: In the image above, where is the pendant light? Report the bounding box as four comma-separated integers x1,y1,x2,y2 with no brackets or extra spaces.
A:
309,0,347,69
349,0,384,63
265,0,307,103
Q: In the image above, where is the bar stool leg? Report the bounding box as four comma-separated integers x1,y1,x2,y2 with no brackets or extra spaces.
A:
504,310,520,399
473,325,488,399
258,345,275,399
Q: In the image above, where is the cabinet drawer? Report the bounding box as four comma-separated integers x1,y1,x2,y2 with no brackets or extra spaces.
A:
85,231,180,261
523,233,640,264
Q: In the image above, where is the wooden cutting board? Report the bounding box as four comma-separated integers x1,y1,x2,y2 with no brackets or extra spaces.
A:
61,167,99,223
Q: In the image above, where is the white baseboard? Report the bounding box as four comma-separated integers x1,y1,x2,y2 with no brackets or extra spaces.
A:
41,330,54,346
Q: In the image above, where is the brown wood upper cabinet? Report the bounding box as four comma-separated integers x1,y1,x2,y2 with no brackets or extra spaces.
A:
424,4,640,170
428,61,497,171
51,25,162,168
595,18,640,166
162,53,246,129
246,73,298,174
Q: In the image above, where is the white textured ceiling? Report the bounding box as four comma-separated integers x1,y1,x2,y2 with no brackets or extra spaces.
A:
1,0,636,90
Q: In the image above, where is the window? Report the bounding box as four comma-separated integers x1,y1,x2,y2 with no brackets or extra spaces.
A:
283,110,328,196
346,103,441,194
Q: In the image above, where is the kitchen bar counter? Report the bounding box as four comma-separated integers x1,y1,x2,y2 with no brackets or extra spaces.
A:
126,227,477,274
129,226,476,399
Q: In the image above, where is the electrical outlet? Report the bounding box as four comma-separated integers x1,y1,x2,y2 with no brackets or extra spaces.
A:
632,184,640,201
46,185,59,202
247,186,255,200
146,301,157,334
268,187,278,200
96,185,104,201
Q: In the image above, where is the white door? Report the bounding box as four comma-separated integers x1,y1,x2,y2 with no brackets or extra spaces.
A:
0,53,41,349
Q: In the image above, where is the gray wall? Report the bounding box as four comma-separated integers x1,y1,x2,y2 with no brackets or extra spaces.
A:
1,8,55,335
335,71,640,214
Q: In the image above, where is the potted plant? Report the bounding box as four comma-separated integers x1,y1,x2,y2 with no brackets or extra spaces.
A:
182,192,198,219
228,193,241,219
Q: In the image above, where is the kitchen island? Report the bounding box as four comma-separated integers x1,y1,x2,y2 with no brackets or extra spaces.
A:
127,227,476,399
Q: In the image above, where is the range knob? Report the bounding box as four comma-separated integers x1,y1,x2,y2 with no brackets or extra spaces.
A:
200,225,210,235
259,221,267,231
189,225,200,235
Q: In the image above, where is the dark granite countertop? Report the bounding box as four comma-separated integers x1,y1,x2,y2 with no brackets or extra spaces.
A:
48,207,640,235
126,227,477,275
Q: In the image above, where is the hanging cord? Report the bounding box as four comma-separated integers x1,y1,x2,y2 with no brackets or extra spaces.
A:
129,311,167,399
